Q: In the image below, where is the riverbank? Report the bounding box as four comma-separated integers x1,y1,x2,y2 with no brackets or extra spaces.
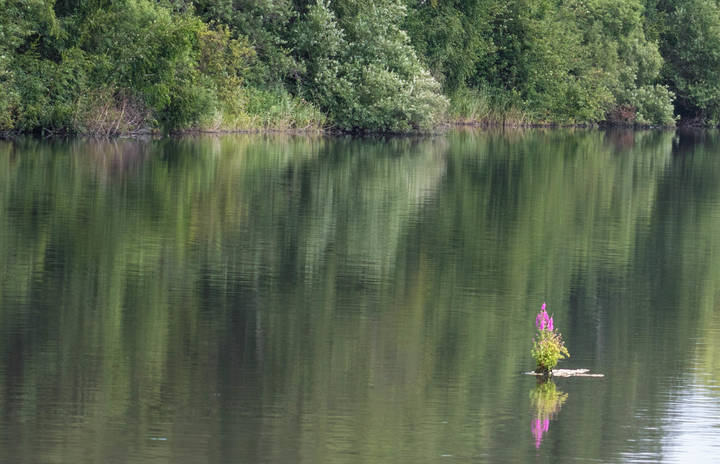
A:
1,117,682,141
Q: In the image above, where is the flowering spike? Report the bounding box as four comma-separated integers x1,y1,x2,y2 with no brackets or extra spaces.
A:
535,304,550,330
548,316,554,331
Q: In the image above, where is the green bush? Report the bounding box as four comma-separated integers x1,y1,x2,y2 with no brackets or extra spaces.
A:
531,304,570,373
532,330,570,373
295,0,447,132
69,0,257,132
77,0,208,130
403,0,496,92
0,0,62,131
627,84,677,126
8,0,720,132
660,0,720,121
11,51,94,132
0,58,18,130
405,0,674,126
193,0,299,86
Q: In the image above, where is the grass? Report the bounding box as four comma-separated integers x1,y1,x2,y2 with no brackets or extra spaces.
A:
201,87,326,132
448,87,530,127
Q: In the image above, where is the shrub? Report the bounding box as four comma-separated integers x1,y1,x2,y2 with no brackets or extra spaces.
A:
661,0,720,121
294,0,447,132
73,87,152,135
606,105,637,125
78,0,216,130
531,302,570,373
0,59,18,130
627,85,677,126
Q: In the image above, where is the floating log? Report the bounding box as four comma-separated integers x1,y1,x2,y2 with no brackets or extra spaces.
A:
526,369,604,378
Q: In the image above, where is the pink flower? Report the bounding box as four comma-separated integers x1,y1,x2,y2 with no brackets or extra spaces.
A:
535,303,550,330
535,303,556,332
531,418,552,448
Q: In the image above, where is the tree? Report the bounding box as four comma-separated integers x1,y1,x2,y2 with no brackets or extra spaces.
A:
294,0,447,131
660,0,720,121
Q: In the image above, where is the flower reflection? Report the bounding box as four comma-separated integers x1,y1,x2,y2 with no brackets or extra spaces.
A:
531,418,550,448
529,379,568,448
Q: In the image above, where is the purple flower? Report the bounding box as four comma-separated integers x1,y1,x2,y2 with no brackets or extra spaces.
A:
535,303,550,330
531,417,552,448
535,302,556,332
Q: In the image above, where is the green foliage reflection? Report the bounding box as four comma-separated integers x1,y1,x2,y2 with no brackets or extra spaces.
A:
1,131,720,461
530,379,568,448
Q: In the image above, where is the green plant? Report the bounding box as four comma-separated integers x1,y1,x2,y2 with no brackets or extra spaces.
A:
449,87,492,123
294,0,447,132
531,302,569,373
627,84,677,126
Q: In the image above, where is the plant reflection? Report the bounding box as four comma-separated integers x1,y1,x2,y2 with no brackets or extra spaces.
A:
530,379,568,448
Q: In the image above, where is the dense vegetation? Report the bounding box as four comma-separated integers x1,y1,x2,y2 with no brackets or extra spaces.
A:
2,0,720,133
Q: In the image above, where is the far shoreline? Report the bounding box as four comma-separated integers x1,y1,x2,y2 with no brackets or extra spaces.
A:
0,119,700,141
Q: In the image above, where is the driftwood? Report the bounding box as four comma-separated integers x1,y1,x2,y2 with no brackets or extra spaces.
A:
526,369,604,378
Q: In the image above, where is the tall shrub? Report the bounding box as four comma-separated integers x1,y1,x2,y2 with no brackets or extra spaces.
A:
294,0,447,132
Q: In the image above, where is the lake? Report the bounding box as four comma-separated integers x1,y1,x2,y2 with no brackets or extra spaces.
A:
0,129,719,463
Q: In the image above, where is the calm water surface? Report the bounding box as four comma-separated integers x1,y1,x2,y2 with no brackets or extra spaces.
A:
1,130,720,463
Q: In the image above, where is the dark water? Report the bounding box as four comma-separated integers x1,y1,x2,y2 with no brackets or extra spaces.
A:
1,130,719,463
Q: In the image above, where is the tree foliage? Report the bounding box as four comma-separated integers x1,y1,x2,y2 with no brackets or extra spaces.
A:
659,0,720,122
294,0,447,131
5,0,720,132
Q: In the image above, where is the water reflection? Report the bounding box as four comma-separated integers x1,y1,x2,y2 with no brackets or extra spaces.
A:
3,130,720,462
530,379,568,449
